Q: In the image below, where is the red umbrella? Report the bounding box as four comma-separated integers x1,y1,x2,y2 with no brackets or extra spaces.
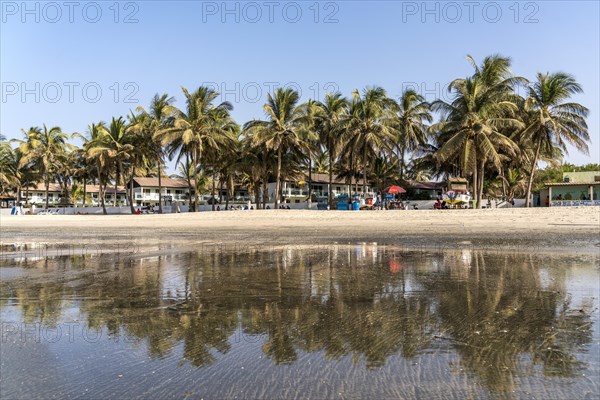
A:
382,185,406,194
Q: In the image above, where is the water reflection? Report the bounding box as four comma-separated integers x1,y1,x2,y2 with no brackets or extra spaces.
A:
1,246,598,398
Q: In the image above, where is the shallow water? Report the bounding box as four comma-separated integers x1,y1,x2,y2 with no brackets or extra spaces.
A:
1,244,599,399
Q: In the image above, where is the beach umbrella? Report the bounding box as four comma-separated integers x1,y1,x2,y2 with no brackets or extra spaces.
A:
382,185,406,194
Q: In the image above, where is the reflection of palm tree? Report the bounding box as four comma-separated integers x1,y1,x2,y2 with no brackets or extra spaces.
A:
1,247,593,387
422,250,592,392
261,303,298,364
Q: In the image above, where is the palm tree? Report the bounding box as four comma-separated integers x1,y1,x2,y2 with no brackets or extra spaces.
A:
519,72,589,207
78,122,111,214
133,93,175,213
0,136,17,196
97,117,134,207
392,89,431,182
498,168,527,201
239,138,273,209
316,92,348,207
244,88,305,209
54,150,78,205
297,99,321,201
16,125,71,209
432,55,524,208
174,158,211,205
124,111,160,213
71,146,96,207
343,87,396,195
312,149,330,174
370,155,399,191
158,86,237,212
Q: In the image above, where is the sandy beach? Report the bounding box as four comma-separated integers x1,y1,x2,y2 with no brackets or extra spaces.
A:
2,207,599,253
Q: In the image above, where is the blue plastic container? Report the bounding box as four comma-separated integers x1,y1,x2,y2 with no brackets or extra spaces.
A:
337,194,350,210
352,201,360,211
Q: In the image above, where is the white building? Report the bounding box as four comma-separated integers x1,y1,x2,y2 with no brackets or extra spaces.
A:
20,183,63,205
19,183,128,206
85,185,128,206
268,173,375,204
130,177,193,207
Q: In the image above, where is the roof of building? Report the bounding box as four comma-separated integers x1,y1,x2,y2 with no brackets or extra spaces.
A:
85,185,128,194
24,183,63,192
132,177,192,188
302,173,369,185
405,180,443,190
545,181,600,187
23,183,128,194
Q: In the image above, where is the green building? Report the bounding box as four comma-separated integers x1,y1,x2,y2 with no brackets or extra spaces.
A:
539,171,600,207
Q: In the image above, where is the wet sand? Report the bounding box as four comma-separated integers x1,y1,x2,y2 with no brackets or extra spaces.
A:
1,207,599,253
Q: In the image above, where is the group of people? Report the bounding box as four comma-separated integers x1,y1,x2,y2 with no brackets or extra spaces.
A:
216,205,255,211
433,199,449,209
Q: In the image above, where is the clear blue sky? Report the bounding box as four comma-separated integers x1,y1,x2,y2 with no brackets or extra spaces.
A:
2,0,599,170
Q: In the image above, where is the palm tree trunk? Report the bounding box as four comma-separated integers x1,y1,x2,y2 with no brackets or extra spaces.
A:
192,150,199,212
274,147,282,209
212,171,218,211
362,146,368,195
500,166,507,199
128,169,136,214
262,176,268,209
45,178,49,209
308,155,313,201
254,186,260,209
472,167,478,210
100,184,107,215
96,164,107,215
328,143,333,209
398,144,405,182
472,143,479,209
262,155,268,209
157,155,163,214
187,180,193,212
222,178,228,210
113,167,119,207
477,160,485,209
525,140,542,208
83,179,87,207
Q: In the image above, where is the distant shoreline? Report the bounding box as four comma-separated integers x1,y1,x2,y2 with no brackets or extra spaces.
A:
2,207,599,255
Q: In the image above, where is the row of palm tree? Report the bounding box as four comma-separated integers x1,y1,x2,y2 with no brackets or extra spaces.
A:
0,54,590,211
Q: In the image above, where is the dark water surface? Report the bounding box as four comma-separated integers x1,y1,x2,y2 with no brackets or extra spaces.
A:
1,244,599,399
